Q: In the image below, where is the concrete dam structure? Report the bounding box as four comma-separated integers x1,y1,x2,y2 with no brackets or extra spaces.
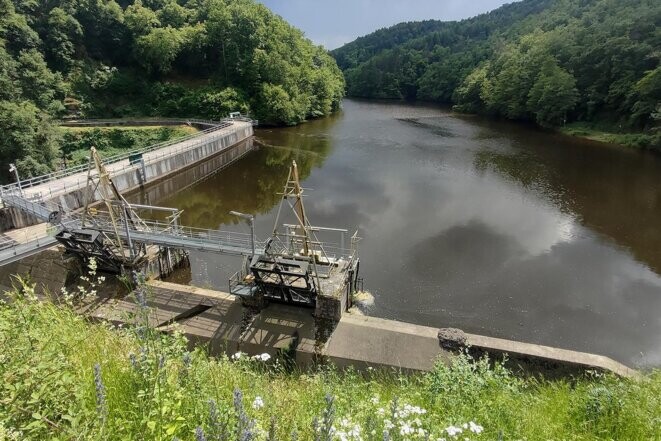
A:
0,118,255,231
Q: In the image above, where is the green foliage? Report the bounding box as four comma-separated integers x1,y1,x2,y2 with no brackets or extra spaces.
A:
0,0,344,183
59,125,197,165
527,58,578,127
0,101,61,177
0,284,660,440
333,0,660,133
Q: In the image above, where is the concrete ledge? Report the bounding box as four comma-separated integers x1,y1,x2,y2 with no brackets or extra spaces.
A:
81,281,639,378
324,314,451,372
465,333,640,378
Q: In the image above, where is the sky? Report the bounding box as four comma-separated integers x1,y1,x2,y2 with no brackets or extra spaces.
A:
257,0,512,49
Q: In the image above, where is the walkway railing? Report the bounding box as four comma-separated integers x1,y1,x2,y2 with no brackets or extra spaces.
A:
0,191,265,264
0,120,237,194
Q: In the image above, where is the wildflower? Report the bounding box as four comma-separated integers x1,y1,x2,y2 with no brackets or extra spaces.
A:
259,353,271,362
377,408,386,416
468,422,483,434
93,363,107,422
400,423,414,436
128,352,138,369
232,351,244,360
445,426,463,437
195,426,207,441
370,395,380,404
252,396,264,410
183,352,192,368
234,388,256,440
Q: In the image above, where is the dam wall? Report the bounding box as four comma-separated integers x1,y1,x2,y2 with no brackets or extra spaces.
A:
0,120,254,231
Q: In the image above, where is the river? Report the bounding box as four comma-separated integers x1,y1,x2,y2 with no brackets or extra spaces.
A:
129,99,661,368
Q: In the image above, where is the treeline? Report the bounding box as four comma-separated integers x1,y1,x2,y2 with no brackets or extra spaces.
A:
332,0,660,136
0,0,344,178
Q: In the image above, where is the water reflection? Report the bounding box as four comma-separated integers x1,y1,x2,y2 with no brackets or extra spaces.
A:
132,99,661,367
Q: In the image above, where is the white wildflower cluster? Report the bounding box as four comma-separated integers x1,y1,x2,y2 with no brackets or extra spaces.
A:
61,257,105,306
373,400,484,440
231,352,271,362
382,402,428,439
0,422,22,441
252,353,271,362
441,421,484,439
329,417,363,441
252,396,264,410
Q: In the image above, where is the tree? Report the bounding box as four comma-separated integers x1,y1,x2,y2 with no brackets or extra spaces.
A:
527,58,578,127
453,63,492,113
43,7,83,72
0,101,60,178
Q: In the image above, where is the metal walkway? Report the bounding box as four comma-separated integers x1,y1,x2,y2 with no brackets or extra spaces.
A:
0,192,265,266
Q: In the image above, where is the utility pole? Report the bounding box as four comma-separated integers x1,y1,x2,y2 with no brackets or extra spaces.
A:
9,163,21,194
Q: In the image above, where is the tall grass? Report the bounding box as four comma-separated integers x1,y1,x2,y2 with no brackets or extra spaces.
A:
0,280,659,440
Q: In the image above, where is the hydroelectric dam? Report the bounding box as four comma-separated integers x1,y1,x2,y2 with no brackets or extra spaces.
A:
0,116,639,379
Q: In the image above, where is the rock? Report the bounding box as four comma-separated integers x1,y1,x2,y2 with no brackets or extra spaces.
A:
438,327,468,351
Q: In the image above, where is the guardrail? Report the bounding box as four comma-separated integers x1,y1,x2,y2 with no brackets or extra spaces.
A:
0,115,260,195
0,121,238,194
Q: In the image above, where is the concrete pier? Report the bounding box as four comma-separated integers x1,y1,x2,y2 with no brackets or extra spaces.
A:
84,280,639,378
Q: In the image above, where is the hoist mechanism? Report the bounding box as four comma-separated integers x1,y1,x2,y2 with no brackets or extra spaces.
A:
55,147,150,273
229,160,361,308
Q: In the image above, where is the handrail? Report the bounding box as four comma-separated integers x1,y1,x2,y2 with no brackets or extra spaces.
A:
0,115,260,195
0,122,235,193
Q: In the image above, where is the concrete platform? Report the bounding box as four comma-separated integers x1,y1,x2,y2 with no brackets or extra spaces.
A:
80,280,639,378
325,313,452,371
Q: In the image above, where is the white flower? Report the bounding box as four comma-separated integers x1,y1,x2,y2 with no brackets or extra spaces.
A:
259,353,271,362
400,423,414,436
252,396,264,410
468,421,483,434
231,351,244,360
384,419,394,430
370,395,380,404
445,426,463,437
377,407,386,416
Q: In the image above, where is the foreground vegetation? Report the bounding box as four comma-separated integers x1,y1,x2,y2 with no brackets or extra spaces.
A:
0,279,659,440
332,0,660,138
0,0,344,180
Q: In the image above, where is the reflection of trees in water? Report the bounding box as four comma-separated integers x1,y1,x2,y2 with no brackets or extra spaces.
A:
160,129,332,229
474,145,661,274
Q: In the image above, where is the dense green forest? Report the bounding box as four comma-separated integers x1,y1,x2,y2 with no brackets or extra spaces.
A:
332,0,660,143
0,0,344,178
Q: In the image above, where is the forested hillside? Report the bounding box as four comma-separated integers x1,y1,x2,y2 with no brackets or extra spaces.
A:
332,0,660,138
0,0,344,178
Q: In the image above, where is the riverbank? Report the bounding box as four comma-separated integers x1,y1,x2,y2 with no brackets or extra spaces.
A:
1,283,659,440
558,123,660,151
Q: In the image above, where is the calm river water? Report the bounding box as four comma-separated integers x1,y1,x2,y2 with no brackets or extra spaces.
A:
130,99,661,368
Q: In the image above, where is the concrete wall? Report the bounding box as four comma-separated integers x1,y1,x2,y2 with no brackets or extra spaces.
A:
56,125,254,213
129,138,255,206
0,124,254,230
